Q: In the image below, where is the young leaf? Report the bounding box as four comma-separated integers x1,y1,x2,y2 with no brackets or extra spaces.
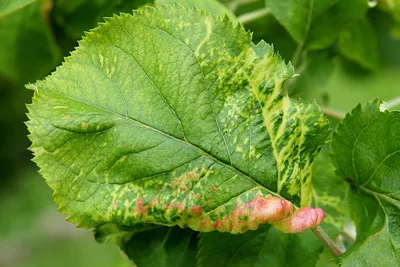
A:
27,5,329,234
198,224,323,267
95,224,197,267
331,101,400,265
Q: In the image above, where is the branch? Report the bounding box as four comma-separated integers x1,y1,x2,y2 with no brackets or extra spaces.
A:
320,106,345,120
228,0,260,12
238,8,270,24
311,226,346,257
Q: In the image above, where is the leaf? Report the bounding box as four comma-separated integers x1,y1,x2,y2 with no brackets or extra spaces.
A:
331,101,400,266
265,0,370,50
289,51,335,97
312,150,347,238
53,0,154,41
378,0,400,22
338,18,380,71
155,0,238,23
0,0,61,83
265,0,338,44
300,58,400,114
240,9,297,61
0,0,36,17
306,0,369,50
95,224,197,267
198,224,323,267
27,5,330,234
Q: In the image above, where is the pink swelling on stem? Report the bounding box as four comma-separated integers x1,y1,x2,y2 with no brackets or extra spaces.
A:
273,207,325,233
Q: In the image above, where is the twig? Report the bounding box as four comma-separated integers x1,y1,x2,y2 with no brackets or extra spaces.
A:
238,8,270,24
311,226,346,257
341,230,356,244
320,106,345,120
381,96,400,111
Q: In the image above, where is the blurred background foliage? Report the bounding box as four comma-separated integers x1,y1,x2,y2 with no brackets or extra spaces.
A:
0,0,399,266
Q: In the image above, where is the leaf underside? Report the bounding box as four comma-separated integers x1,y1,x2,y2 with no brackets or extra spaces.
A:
27,5,329,234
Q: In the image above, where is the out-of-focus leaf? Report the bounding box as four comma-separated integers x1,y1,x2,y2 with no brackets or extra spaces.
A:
300,59,400,114
289,51,335,97
95,224,198,267
338,18,379,71
331,101,400,266
198,224,323,267
53,0,154,41
265,0,369,50
155,0,237,22
241,11,297,61
0,0,35,17
265,0,337,44
378,0,400,22
306,0,369,50
0,0,61,83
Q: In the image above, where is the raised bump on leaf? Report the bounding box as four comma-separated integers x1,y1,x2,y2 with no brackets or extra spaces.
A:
273,207,325,233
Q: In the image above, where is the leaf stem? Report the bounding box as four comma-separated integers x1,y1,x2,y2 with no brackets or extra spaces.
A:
381,96,400,111
238,8,270,24
311,226,346,257
320,106,345,120
341,230,356,244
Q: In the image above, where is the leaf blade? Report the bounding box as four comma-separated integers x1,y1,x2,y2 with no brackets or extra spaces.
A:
27,5,329,233
331,101,400,265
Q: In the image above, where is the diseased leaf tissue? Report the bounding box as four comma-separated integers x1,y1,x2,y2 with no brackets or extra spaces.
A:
27,5,329,235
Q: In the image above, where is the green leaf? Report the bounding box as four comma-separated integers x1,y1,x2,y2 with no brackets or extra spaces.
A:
198,224,323,267
378,0,400,22
265,0,369,50
95,224,197,267
0,0,35,17
338,18,380,71
289,51,335,97
53,0,154,41
331,101,400,266
27,5,329,234
312,150,347,238
0,0,61,83
241,10,297,61
265,0,338,44
155,0,237,23
300,59,400,114
306,0,369,50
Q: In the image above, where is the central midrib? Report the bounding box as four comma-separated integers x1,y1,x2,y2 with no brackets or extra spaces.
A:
41,89,280,198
